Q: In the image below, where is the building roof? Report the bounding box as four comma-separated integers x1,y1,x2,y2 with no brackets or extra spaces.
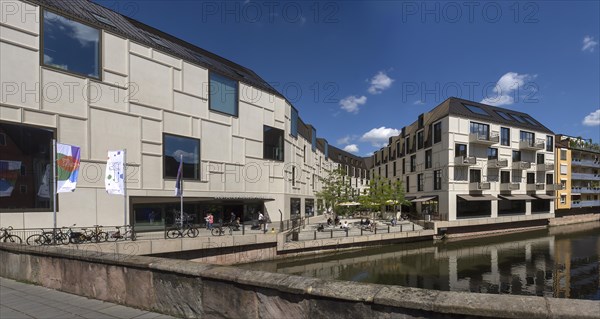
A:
327,145,370,170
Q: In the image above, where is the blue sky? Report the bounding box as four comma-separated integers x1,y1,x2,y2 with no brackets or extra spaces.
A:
96,0,600,156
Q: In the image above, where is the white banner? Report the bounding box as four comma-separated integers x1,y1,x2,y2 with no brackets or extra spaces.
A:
105,150,125,195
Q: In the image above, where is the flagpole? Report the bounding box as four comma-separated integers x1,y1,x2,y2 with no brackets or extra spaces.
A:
123,149,127,227
52,139,57,244
179,154,183,231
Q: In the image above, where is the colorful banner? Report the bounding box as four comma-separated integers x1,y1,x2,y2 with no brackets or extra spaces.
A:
56,143,81,193
0,160,21,197
105,150,125,195
175,158,183,197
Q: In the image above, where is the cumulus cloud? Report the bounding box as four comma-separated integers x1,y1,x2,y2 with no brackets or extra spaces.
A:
339,95,367,113
337,136,351,145
343,144,359,153
360,127,400,147
368,71,394,94
481,72,535,106
46,12,99,47
582,109,600,126
582,36,598,52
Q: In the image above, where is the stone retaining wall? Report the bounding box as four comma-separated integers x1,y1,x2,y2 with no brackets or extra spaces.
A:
1,244,598,319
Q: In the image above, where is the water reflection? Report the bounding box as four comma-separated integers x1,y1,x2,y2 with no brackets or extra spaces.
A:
240,222,600,300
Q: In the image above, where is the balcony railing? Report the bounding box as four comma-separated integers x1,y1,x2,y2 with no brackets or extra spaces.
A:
454,156,476,166
570,186,600,194
571,173,600,181
526,183,545,191
571,158,600,168
500,182,520,191
488,158,508,168
519,138,545,150
512,161,531,169
469,131,499,145
536,162,554,171
545,184,563,191
470,182,491,191
572,200,600,208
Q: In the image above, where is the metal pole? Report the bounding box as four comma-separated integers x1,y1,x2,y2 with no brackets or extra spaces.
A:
180,154,184,231
123,149,127,227
52,139,57,244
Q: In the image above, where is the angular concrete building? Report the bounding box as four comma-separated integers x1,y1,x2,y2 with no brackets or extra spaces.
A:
0,0,368,230
371,98,556,230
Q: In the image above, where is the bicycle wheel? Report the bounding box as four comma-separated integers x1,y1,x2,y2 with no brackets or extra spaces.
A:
186,227,199,238
26,234,45,246
106,231,120,242
227,227,233,235
124,230,135,241
166,229,181,239
211,228,222,236
4,234,22,244
95,232,109,242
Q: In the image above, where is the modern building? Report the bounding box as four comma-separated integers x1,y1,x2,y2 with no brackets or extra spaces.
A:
0,0,368,230
554,135,600,215
371,97,556,226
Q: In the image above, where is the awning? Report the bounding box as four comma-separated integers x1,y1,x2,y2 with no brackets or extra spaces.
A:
412,196,438,203
457,194,497,201
533,194,555,200
498,194,535,200
404,196,416,201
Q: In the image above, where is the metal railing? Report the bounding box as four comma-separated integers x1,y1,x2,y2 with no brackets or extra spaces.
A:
2,225,135,246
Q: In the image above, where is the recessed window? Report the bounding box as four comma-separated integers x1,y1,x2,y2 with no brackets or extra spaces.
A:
512,115,527,124
501,171,510,183
0,133,5,146
455,144,467,158
512,150,521,162
434,170,442,190
410,155,416,172
520,116,538,126
501,127,510,146
433,122,442,144
425,149,432,169
393,161,397,177
546,135,554,152
560,149,567,160
0,122,54,211
470,122,490,140
90,13,115,27
263,126,284,161
537,153,545,164
209,72,238,116
464,104,490,116
560,194,566,204
560,164,567,175
417,173,424,191
290,108,298,138
487,148,498,160
520,131,535,144
417,131,424,150
163,134,200,180
495,111,514,121
311,127,317,152
43,11,100,78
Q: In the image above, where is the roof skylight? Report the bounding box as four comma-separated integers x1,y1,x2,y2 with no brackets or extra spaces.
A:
463,104,490,116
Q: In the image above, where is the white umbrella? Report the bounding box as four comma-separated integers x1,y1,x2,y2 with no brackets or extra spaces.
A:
337,201,360,206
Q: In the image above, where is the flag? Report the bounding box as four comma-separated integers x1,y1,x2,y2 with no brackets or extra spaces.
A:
0,160,21,197
105,150,125,195
37,164,51,198
174,158,183,197
56,143,81,193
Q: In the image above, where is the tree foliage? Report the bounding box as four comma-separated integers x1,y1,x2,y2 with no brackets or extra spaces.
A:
315,167,350,215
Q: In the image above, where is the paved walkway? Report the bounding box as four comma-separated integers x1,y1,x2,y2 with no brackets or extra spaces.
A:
0,278,177,319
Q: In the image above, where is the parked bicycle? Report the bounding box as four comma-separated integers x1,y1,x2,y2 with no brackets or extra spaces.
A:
166,223,199,239
211,222,234,236
0,226,22,244
106,226,135,241
26,228,69,246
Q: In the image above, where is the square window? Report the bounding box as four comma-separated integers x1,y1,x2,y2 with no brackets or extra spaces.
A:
209,72,238,116
163,134,201,180
43,11,100,78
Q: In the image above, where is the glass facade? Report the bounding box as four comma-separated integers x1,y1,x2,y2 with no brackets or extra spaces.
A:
209,72,238,116
43,11,100,78
305,199,314,217
163,134,200,180
0,122,54,211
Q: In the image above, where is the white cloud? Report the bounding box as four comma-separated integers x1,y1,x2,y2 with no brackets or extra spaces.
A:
582,109,600,126
582,36,598,52
173,150,198,163
46,12,99,47
413,100,425,105
360,127,400,147
337,136,351,145
339,95,367,113
481,72,535,106
367,71,394,94
343,144,359,153
364,152,374,156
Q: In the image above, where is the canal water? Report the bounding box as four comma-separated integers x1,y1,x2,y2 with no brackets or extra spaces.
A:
240,222,600,300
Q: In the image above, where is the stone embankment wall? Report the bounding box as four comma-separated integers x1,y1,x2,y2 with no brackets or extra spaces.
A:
1,244,598,319
549,213,600,226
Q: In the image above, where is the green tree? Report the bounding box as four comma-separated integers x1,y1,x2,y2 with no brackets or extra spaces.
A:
358,175,408,219
315,167,349,216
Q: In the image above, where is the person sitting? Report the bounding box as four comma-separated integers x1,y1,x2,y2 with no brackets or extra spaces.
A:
317,224,325,232
334,217,340,226
231,217,241,231
327,218,332,226
340,221,349,230
391,217,397,226
369,221,377,232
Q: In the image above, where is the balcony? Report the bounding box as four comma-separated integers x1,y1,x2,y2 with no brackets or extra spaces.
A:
572,200,600,208
571,159,600,168
470,182,491,191
570,186,600,194
519,138,545,150
454,156,477,166
512,161,531,170
500,183,520,191
488,158,508,168
546,184,563,191
526,183,545,191
536,162,554,171
571,173,600,181
469,131,499,145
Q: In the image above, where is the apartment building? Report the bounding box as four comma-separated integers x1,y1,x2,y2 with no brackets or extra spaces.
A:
554,135,600,215
371,98,556,224
0,0,369,230
327,145,371,199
